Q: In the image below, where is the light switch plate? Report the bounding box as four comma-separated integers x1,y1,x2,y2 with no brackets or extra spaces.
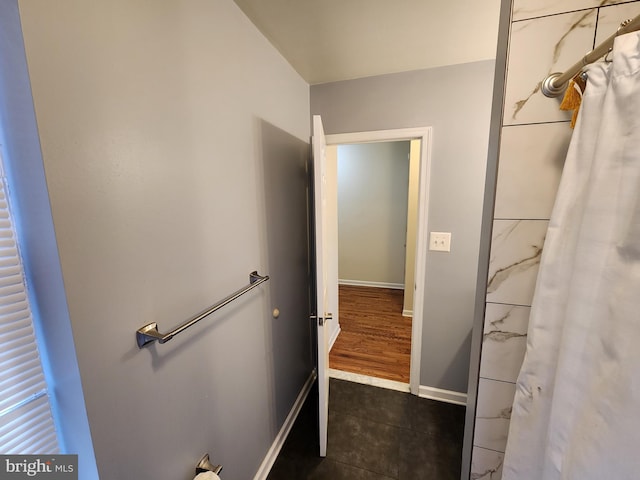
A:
429,232,451,252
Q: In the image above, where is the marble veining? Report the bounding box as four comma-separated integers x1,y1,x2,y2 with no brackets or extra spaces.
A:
477,406,512,421
486,220,548,306
504,11,597,125
484,307,527,343
551,8,597,63
471,465,503,480
480,304,530,383
512,85,540,120
486,245,541,295
471,447,504,480
484,329,526,342
491,218,520,242
512,0,623,22
484,306,525,341
513,9,596,120
474,379,517,452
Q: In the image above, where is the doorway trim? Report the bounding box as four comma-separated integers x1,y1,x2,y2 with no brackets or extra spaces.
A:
325,126,433,395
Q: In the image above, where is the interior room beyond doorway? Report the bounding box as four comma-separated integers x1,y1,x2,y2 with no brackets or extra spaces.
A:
328,139,420,387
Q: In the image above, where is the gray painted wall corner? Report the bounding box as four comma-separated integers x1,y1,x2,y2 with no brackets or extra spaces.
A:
461,0,513,477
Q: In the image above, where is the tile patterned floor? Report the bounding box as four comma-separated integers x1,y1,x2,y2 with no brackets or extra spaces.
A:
267,378,465,479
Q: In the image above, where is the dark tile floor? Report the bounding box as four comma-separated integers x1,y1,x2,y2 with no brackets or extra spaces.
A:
267,378,466,480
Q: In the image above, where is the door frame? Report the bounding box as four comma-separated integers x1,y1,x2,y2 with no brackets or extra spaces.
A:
325,126,433,395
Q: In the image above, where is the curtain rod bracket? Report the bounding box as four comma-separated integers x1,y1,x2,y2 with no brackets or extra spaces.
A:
541,72,566,98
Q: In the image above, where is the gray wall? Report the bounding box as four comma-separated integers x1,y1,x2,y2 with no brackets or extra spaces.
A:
16,0,312,478
337,142,410,286
311,60,495,392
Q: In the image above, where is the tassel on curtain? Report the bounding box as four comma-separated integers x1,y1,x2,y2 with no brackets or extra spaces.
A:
559,74,587,128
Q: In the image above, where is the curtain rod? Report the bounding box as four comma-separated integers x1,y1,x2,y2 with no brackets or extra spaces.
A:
541,13,640,97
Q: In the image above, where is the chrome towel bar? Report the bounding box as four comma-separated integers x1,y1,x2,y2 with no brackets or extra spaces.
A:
136,271,269,348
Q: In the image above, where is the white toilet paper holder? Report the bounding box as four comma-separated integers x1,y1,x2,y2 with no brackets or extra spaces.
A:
196,454,222,475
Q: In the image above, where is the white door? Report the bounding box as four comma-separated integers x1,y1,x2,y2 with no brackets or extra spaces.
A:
312,115,331,457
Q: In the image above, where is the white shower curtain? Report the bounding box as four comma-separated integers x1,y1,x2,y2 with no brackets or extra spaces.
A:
503,32,640,479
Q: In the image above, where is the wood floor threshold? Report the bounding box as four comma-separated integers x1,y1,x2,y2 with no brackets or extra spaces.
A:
328,368,411,393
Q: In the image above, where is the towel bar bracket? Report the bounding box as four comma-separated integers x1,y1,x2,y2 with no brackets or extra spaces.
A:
136,322,164,348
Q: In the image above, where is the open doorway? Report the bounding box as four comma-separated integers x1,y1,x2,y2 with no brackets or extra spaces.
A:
329,140,414,386
322,127,432,395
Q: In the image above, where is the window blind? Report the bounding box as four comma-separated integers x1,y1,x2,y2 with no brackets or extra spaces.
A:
0,151,59,454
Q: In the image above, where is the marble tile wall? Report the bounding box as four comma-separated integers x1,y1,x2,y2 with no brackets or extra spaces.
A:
470,1,640,478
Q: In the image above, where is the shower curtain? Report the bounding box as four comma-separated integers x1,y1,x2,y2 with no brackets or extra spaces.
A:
503,32,640,479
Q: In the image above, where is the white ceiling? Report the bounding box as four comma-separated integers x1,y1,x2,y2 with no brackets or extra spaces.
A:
233,0,502,85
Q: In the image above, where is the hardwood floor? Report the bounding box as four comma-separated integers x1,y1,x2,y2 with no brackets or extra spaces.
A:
329,285,412,383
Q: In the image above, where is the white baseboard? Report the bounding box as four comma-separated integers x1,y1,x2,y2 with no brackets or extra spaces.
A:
418,385,467,406
253,370,317,480
338,279,404,290
328,325,341,351
328,369,410,393
402,309,413,317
